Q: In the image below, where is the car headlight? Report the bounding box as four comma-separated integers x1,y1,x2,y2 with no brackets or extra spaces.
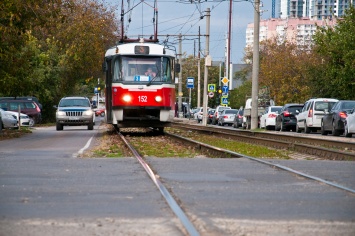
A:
83,110,93,116
57,111,66,116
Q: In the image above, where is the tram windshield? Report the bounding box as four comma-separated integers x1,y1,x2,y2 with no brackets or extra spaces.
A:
112,56,173,84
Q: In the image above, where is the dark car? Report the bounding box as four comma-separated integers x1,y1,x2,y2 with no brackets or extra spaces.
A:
275,104,303,131
207,109,215,124
0,99,41,124
321,100,355,136
0,96,42,109
232,109,244,128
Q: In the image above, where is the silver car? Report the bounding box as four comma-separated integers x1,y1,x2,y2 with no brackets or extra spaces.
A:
218,109,238,126
5,110,33,127
0,108,18,129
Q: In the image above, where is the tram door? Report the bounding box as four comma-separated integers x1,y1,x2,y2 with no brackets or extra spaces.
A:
105,58,113,123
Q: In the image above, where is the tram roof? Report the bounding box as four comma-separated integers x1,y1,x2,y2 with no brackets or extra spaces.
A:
105,42,176,58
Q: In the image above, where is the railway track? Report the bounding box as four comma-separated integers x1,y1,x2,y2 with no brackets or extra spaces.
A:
115,126,355,235
117,128,200,236
171,122,355,161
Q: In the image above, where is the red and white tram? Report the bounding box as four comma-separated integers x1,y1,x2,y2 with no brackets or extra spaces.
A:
103,40,179,131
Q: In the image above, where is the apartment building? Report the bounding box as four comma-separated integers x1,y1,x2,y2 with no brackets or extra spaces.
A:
280,0,353,20
245,17,337,48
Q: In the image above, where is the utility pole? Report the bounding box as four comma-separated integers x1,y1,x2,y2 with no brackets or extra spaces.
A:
197,27,201,108
202,8,210,126
227,0,232,90
178,33,182,116
251,0,260,129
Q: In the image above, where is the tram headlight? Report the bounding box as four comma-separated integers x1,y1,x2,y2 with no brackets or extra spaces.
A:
123,95,132,102
155,96,162,102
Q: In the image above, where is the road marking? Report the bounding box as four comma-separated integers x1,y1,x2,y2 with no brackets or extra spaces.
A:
73,136,93,158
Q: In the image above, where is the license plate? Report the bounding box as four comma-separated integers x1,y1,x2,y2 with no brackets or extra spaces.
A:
69,117,79,120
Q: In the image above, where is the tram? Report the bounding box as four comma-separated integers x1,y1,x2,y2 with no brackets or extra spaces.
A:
103,39,179,131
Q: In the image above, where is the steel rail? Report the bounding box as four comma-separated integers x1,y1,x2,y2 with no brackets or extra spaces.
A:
165,132,355,194
172,122,355,150
171,123,355,160
117,131,200,236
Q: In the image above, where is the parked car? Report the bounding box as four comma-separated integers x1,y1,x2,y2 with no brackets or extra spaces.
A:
275,104,304,131
193,107,201,120
94,107,105,117
207,109,215,124
0,96,42,109
0,108,18,129
211,106,231,125
0,99,41,125
296,98,338,133
320,100,355,136
5,110,33,127
344,108,355,138
232,109,244,128
55,96,95,131
260,106,283,130
218,109,238,126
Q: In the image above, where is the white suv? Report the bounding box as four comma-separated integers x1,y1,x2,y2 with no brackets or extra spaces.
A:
296,98,338,133
55,96,95,131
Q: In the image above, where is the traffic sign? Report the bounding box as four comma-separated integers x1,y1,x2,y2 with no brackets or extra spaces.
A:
221,77,229,84
208,92,214,98
208,84,216,92
222,85,229,94
221,97,228,104
186,77,194,89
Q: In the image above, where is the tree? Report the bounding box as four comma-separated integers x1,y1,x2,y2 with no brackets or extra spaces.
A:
0,0,119,122
258,39,316,105
312,6,355,99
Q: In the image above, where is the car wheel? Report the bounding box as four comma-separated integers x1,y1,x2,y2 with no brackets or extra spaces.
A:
56,122,63,131
296,124,301,133
332,121,341,136
344,122,352,138
305,122,311,133
88,122,94,130
320,121,328,135
280,121,285,131
100,112,105,117
212,118,216,125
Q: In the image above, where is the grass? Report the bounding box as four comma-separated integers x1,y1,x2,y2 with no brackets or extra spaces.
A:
0,127,32,140
166,128,291,159
128,135,201,158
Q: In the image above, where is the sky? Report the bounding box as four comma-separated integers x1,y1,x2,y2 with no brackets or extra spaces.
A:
104,0,274,64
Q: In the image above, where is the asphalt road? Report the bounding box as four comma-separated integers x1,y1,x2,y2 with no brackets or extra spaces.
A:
0,121,354,235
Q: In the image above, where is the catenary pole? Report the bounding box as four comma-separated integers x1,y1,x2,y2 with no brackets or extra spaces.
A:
251,0,260,129
202,8,210,126
178,33,182,116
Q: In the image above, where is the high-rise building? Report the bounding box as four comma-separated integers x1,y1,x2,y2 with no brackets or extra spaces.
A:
280,0,353,20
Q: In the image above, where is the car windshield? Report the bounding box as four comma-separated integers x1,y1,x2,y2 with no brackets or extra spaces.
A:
271,107,282,113
288,106,303,113
59,99,90,107
341,101,355,110
315,101,336,111
225,109,238,114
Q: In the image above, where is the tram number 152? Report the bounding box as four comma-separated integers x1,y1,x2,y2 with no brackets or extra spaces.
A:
138,96,148,102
